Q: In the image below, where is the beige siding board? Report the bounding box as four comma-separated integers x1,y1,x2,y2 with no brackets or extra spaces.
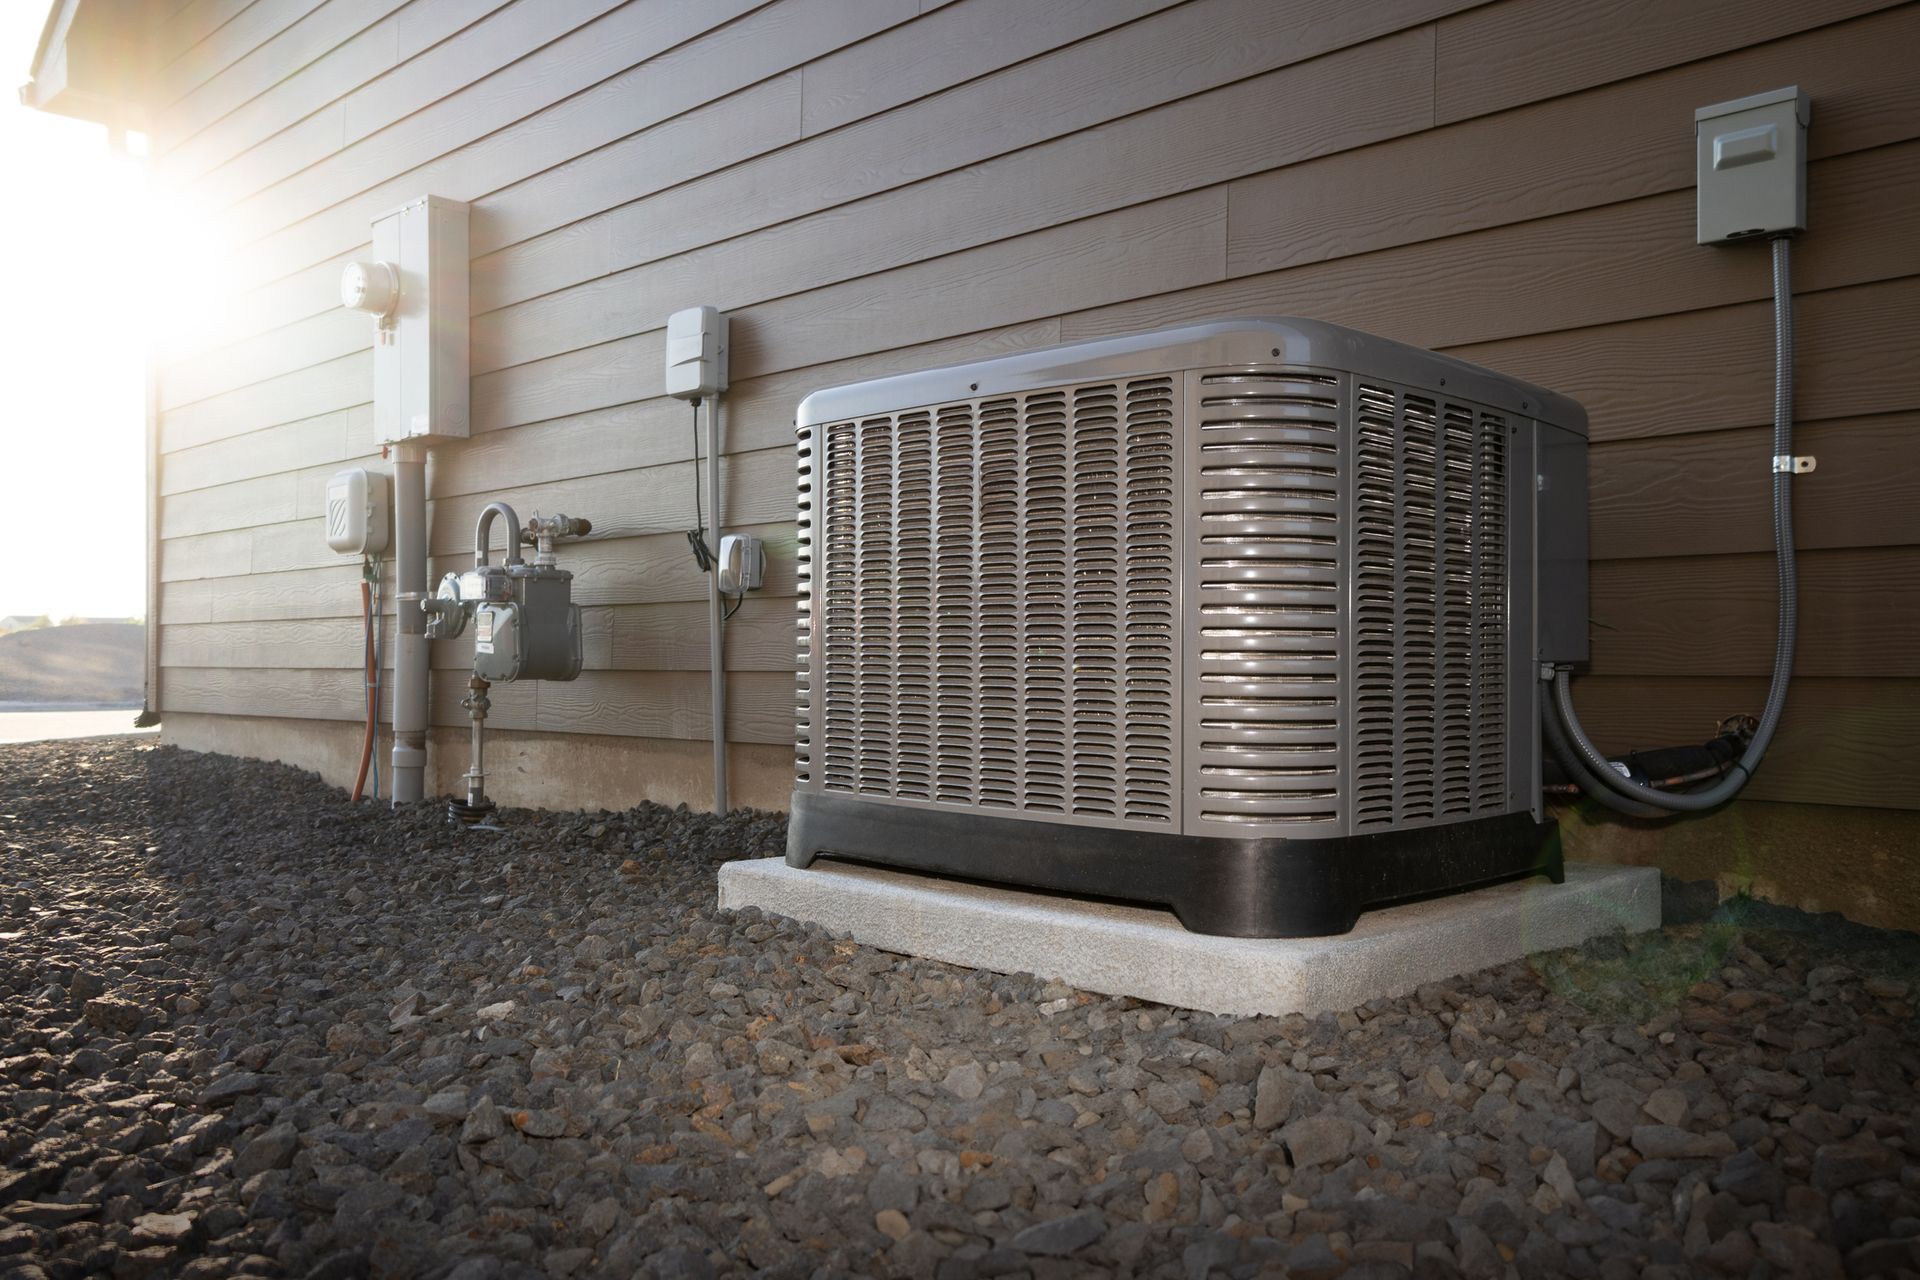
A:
161,406,367,496
160,250,362,366
737,190,1227,383
154,0,256,72
222,0,766,232
221,0,903,285
1230,6,1920,276
163,0,532,188
472,194,1220,432
164,563,359,623
162,25,382,183
168,75,800,409
1567,677,1918,809
1590,414,1920,561
471,29,1434,373
162,616,367,667
470,333,660,436
1446,277,1920,445
1065,142,1920,351
156,0,411,153
341,0,633,142
188,0,627,210
436,322,1059,499
160,529,254,582
714,319,1064,456
159,578,214,626
584,599,793,672
798,0,1181,136
469,72,800,259
160,522,793,621
162,665,386,720
1433,0,1901,125
160,457,348,541
160,351,369,454
534,671,793,742
475,0,1473,320
163,598,794,672
162,307,368,413
243,517,353,578
161,471,301,540
155,0,329,116
426,449,796,555
1589,548,1920,679
490,526,797,611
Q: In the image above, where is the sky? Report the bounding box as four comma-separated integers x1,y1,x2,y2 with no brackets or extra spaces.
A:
0,3,152,621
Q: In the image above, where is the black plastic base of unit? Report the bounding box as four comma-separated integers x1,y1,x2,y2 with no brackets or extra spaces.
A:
786,792,1564,939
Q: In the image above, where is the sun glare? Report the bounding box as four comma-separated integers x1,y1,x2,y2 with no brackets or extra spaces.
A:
1,9,213,623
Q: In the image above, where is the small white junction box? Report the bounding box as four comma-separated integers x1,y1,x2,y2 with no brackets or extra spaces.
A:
325,468,390,556
665,305,729,401
341,196,470,443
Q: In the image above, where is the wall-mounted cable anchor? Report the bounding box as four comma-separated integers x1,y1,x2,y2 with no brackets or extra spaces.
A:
1772,454,1815,474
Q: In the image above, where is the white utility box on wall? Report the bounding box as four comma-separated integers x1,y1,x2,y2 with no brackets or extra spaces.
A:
664,305,729,401
341,195,470,443
324,467,390,556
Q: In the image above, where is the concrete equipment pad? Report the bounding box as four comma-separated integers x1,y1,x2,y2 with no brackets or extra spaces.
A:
718,859,1661,1016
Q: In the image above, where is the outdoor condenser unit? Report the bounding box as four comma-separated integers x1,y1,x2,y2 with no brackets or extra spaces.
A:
788,319,1589,937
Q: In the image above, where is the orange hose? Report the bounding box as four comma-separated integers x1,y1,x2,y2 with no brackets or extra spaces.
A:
351,579,374,801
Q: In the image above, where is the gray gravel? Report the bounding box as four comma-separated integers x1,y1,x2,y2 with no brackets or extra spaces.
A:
3,737,1919,1280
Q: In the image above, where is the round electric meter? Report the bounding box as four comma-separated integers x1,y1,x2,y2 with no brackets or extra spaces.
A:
340,260,399,316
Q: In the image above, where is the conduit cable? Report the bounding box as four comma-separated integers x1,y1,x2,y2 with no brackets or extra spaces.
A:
1547,236,1799,814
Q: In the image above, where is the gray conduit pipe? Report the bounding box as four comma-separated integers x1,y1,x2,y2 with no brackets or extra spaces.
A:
390,442,430,804
1548,236,1799,814
705,397,729,815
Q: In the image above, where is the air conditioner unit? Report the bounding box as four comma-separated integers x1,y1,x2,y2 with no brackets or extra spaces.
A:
787,318,1588,937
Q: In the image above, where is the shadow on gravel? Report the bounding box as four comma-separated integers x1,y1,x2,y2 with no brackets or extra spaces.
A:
3,738,1918,1280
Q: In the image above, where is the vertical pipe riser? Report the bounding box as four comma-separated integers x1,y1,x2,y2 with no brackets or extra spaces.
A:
707,400,730,815
390,444,429,804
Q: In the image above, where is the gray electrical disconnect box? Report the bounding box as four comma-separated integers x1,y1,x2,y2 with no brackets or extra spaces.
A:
1695,87,1809,244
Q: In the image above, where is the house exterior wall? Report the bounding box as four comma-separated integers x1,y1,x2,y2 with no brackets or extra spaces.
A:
149,1,1918,896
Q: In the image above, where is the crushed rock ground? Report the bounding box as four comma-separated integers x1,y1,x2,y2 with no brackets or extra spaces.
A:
1,737,1918,1280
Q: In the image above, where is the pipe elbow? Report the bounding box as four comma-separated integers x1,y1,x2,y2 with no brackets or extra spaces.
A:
474,502,523,568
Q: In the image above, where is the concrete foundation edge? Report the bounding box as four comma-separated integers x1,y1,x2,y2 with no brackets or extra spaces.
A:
719,860,1661,1017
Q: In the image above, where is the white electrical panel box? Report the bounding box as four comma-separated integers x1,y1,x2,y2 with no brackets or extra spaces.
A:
325,468,390,556
341,196,470,443
1695,87,1809,245
664,305,729,400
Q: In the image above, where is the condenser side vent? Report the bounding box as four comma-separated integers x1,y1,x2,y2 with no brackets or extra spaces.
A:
1351,383,1510,831
1186,371,1344,832
800,377,1180,830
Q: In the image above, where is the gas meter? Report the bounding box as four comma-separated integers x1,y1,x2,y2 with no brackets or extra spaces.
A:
422,502,590,824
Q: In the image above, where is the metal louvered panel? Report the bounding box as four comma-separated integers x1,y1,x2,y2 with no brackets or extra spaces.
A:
1186,371,1344,831
806,378,1179,831
1351,382,1510,831
793,425,815,783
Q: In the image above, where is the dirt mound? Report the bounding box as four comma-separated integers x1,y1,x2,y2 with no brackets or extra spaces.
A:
0,622,144,703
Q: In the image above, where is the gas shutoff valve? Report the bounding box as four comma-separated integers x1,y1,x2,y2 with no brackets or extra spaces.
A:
424,505,589,684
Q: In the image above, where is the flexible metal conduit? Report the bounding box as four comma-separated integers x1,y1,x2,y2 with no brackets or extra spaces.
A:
1548,237,1799,814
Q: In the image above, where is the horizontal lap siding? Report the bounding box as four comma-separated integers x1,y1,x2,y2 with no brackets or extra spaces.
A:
154,0,1920,809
